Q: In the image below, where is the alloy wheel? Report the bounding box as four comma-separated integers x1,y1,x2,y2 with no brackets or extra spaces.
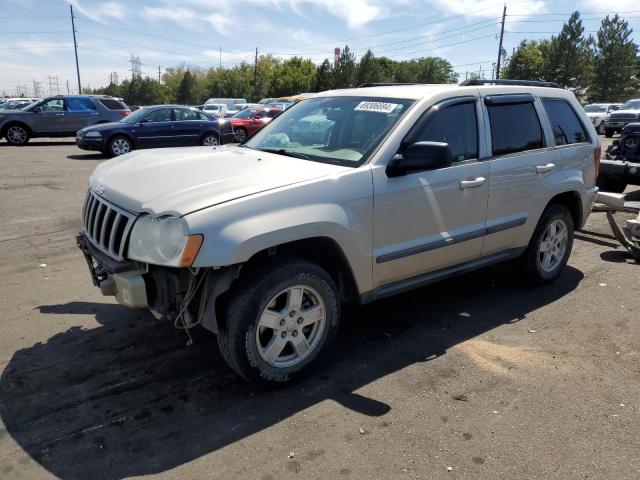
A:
234,128,247,143
111,138,131,156
538,219,568,273
255,285,326,368
202,135,219,146
7,126,27,144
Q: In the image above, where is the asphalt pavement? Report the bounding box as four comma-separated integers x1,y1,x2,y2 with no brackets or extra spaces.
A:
0,138,638,480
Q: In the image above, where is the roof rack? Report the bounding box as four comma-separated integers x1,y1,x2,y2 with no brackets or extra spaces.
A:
357,82,417,88
459,79,561,88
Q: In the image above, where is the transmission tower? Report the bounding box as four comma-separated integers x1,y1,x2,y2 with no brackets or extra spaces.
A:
32,79,43,97
48,75,60,95
129,55,142,79
110,71,119,85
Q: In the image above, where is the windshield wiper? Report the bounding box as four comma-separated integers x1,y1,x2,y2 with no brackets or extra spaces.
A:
257,148,310,160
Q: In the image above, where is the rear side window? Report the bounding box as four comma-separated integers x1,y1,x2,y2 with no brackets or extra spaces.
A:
488,103,543,156
542,99,590,146
144,108,173,122
99,99,127,110
415,102,478,161
174,108,203,121
67,97,96,112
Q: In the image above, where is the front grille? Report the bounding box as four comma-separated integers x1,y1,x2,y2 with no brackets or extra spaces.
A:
82,191,137,261
610,113,638,121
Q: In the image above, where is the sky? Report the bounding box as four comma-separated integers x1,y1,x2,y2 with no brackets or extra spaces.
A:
2,0,640,96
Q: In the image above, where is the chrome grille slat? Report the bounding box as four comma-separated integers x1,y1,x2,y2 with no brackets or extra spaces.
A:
81,190,137,261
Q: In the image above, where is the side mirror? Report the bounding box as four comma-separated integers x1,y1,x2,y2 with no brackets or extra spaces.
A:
137,118,147,125
33,106,42,113
386,141,452,178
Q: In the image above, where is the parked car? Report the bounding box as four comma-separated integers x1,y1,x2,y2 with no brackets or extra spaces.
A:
77,80,599,384
76,105,234,156
599,122,640,192
201,103,229,117
603,99,640,137
236,103,261,111
204,98,246,116
230,107,282,142
583,103,621,135
0,95,129,145
0,100,36,110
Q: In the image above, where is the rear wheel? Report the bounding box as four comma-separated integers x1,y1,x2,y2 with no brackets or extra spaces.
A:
234,127,247,143
108,136,132,157
5,124,30,145
217,258,340,385
201,133,219,146
604,128,614,138
597,123,605,135
522,204,574,284
597,175,627,193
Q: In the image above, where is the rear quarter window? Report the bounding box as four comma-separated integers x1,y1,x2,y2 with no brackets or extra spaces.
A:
99,99,128,110
488,102,544,156
542,99,590,145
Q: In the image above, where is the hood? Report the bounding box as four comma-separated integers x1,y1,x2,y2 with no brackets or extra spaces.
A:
90,146,350,216
80,122,123,134
586,112,605,118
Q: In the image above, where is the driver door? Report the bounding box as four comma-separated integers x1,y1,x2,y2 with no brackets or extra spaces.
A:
372,97,489,287
32,98,68,133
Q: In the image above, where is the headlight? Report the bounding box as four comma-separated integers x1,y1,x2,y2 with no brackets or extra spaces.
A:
85,131,103,138
128,216,203,266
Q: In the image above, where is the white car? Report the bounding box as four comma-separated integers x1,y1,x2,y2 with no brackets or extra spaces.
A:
77,80,600,384
583,103,621,135
603,99,640,137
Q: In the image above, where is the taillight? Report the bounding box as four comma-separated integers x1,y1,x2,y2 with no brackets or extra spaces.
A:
120,110,129,117
594,145,601,179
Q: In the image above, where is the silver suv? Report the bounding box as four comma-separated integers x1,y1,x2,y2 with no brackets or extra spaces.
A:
0,95,129,145
77,80,600,384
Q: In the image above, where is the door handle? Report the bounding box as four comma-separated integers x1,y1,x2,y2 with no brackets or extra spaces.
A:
55,113,65,116
536,163,555,174
459,177,486,189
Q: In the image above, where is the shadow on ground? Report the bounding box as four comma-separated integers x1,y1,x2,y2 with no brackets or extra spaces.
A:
0,141,77,147
0,263,584,479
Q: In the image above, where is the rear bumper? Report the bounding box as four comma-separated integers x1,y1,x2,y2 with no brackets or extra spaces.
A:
600,159,640,186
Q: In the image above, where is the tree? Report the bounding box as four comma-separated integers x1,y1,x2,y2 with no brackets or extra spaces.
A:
333,45,357,88
394,57,457,83
314,59,334,92
502,40,547,80
591,15,639,101
272,57,317,96
541,11,593,90
356,50,395,85
176,71,197,104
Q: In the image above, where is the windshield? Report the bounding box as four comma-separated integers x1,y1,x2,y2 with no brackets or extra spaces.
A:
584,105,606,113
120,107,149,123
244,96,415,167
621,100,640,110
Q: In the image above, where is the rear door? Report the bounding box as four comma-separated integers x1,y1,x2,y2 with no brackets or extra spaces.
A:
481,94,550,256
135,107,174,148
65,96,98,132
171,108,206,146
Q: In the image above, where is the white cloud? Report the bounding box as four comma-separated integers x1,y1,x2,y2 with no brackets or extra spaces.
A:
204,13,239,36
582,0,636,11
142,6,197,26
97,1,126,19
428,0,546,18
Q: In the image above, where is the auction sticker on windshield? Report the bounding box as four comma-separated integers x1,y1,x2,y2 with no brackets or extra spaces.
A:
354,101,399,113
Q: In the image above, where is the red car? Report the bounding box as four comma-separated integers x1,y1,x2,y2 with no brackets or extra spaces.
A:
231,107,282,142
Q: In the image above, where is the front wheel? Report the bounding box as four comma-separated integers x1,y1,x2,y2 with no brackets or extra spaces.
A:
217,258,340,385
108,136,132,157
522,204,574,284
604,128,614,138
5,124,30,145
234,127,247,143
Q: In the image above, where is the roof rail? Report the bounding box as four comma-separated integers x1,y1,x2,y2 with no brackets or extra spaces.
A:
357,82,417,88
459,79,561,88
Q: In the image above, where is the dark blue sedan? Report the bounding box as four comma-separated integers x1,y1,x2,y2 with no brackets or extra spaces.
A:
76,105,235,156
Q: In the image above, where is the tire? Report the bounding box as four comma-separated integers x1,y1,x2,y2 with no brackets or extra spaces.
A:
604,128,614,138
4,124,30,145
200,132,219,146
597,175,627,193
108,135,132,157
596,123,605,135
522,204,574,284
234,127,247,143
217,257,340,385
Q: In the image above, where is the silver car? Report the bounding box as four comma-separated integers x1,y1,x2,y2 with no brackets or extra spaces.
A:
77,80,599,384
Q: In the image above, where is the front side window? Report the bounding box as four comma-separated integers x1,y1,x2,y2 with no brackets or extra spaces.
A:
40,99,65,112
245,96,415,167
144,108,172,122
233,109,255,119
413,102,478,162
488,103,543,156
621,100,640,110
543,99,589,146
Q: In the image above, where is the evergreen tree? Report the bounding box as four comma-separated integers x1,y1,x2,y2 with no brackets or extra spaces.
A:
333,45,357,88
176,71,196,104
541,11,593,90
591,15,639,101
314,59,334,92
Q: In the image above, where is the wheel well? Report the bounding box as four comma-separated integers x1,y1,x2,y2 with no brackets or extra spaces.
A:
107,133,135,148
547,191,582,228
241,237,360,304
1,121,31,137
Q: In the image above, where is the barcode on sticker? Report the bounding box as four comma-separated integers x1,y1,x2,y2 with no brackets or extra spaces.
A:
354,101,399,113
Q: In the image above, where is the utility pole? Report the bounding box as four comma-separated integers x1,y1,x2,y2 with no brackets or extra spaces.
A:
495,4,506,80
69,5,82,93
158,65,161,83
253,47,258,99
66,80,70,94
218,46,222,99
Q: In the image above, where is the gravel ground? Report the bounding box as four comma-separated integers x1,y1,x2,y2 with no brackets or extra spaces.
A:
0,138,638,480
